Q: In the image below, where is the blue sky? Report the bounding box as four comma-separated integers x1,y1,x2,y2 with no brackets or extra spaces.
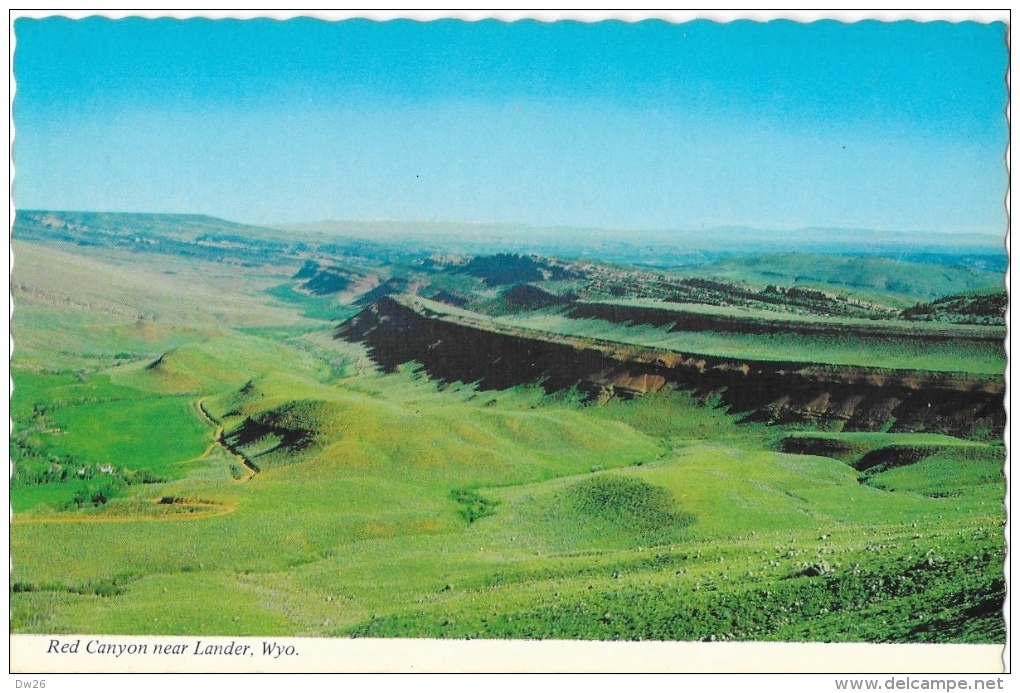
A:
12,17,1008,234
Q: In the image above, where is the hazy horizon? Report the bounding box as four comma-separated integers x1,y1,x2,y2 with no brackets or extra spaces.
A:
13,207,1003,251
13,17,1008,235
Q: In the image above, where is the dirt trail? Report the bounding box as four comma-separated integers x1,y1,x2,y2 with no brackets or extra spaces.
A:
195,398,260,482
11,500,237,525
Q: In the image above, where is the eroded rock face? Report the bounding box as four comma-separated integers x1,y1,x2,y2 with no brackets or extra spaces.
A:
338,297,1005,438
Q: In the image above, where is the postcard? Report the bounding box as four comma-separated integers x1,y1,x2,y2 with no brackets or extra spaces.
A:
8,10,1009,679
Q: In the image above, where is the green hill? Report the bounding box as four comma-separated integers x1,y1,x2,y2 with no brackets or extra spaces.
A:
901,287,1007,325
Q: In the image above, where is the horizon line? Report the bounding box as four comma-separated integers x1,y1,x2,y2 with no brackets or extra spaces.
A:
14,208,1007,240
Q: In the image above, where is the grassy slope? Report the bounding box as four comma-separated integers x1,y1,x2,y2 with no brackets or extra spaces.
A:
12,240,298,327
45,397,208,470
11,357,1004,640
9,239,1006,643
11,239,304,371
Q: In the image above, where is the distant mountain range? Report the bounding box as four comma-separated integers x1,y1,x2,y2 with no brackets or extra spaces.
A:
277,219,1006,267
14,209,1007,273
279,218,1004,247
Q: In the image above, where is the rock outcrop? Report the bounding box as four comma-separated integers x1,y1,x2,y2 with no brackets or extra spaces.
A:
338,296,1005,438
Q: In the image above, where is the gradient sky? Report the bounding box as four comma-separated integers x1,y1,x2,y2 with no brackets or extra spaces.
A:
12,17,1009,234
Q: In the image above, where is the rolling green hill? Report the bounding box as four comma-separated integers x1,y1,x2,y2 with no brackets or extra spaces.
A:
8,215,1006,644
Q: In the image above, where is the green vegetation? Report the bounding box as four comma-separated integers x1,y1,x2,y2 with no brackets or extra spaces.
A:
690,252,1004,303
344,527,1003,642
497,310,1005,375
45,397,208,471
563,475,695,545
264,283,361,322
864,446,1005,497
459,253,563,285
451,488,500,524
9,213,1006,644
574,296,1003,336
901,287,1007,325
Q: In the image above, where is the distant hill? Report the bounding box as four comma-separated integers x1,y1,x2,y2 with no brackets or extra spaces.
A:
500,284,570,311
459,254,545,286
12,210,310,269
281,219,1003,250
689,253,1004,302
456,253,583,287
353,277,409,306
428,289,470,308
490,284,576,315
16,211,1004,274
299,266,358,295
278,220,1005,269
901,288,1007,325
14,210,286,243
